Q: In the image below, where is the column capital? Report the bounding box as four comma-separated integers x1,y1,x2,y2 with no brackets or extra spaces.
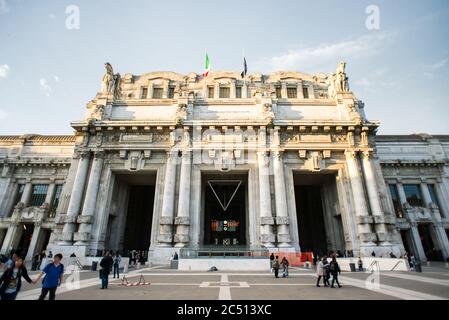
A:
344,149,358,159
94,151,105,159
79,151,91,159
257,151,269,159
166,150,178,159
362,150,373,159
272,150,283,160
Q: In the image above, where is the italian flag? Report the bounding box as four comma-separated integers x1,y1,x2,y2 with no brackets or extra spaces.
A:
203,53,210,77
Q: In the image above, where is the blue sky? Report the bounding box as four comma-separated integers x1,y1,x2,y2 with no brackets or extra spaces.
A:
0,0,448,135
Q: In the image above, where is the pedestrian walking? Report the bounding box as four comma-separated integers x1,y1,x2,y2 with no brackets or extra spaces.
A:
4,251,18,270
322,256,330,286
316,256,325,287
99,251,114,289
269,253,274,272
358,257,363,272
34,253,64,300
329,256,342,288
113,252,121,279
0,255,33,300
281,257,289,277
272,256,280,278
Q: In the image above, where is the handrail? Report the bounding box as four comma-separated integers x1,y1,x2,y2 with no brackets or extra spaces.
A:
390,260,404,271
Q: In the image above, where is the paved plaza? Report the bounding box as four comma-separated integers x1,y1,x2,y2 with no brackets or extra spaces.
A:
14,264,449,300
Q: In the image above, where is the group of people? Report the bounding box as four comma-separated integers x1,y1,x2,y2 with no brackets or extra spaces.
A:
270,254,290,278
98,251,122,290
0,250,64,300
316,255,342,288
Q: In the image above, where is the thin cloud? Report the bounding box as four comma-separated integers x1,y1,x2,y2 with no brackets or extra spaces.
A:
255,32,393,74
0,64,10,78
422,58,448,79
54,75,60,82
39,78,52,96
0,0,9,14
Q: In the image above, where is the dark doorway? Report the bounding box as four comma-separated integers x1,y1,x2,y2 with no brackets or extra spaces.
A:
295,186,327,256
0,229,7,249
39,229,51,254
123,185,155,251
16,224,34,257
400,230,413,255
418,224,443,261
204,179,246,246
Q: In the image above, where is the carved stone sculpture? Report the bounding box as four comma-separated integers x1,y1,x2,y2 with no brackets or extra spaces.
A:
101,63,121,99
335,61,349,92
92,104,105,120
263,103,274,125
101,62,114,93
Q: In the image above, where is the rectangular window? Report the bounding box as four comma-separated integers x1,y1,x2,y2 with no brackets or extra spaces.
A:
152,87,163,99
287,87,297,98
235,86,242,98
49,185,63,218
219,87,230,98
403,184,423,207
275,87,282,98
9,184,25,216
388,184,404,218
303,87,309,99
30,184,49,207
208,86,214,98
168,87,175,99
140,87,148,99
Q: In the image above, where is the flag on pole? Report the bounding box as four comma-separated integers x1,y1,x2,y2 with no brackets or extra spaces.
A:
203,52,210,77
241,57,247,78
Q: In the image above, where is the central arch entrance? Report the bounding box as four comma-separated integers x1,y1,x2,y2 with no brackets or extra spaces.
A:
202,172,248,247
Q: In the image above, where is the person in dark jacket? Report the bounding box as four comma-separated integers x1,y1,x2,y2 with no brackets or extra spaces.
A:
322,256,330,286
329,256,342,288
99,251,114,289
0,256,33,300
272,256,280,278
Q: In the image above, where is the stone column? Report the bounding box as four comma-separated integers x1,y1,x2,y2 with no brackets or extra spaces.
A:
74,151,105,245
20,181,33,207
281,82,287,99
214,83,220,99
272,151,291,247
434,182,449,218
397,183,427,262
409,222,428,263
4,182,19,218
242,81,248,98
174,150,191,247
361,151,391,245
345,150,376,251
432,223,449,261
157,150,178,246
25,223,42,260
0,223,20,254
257,151,274,247
230,80,236,98
59,151,91,245
420,182,433,209
44,182,56,207
297,81,304,99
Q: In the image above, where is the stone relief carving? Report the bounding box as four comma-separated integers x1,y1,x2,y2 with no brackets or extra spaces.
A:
91,105,105,120
262,103,274,125
175,103,188,124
